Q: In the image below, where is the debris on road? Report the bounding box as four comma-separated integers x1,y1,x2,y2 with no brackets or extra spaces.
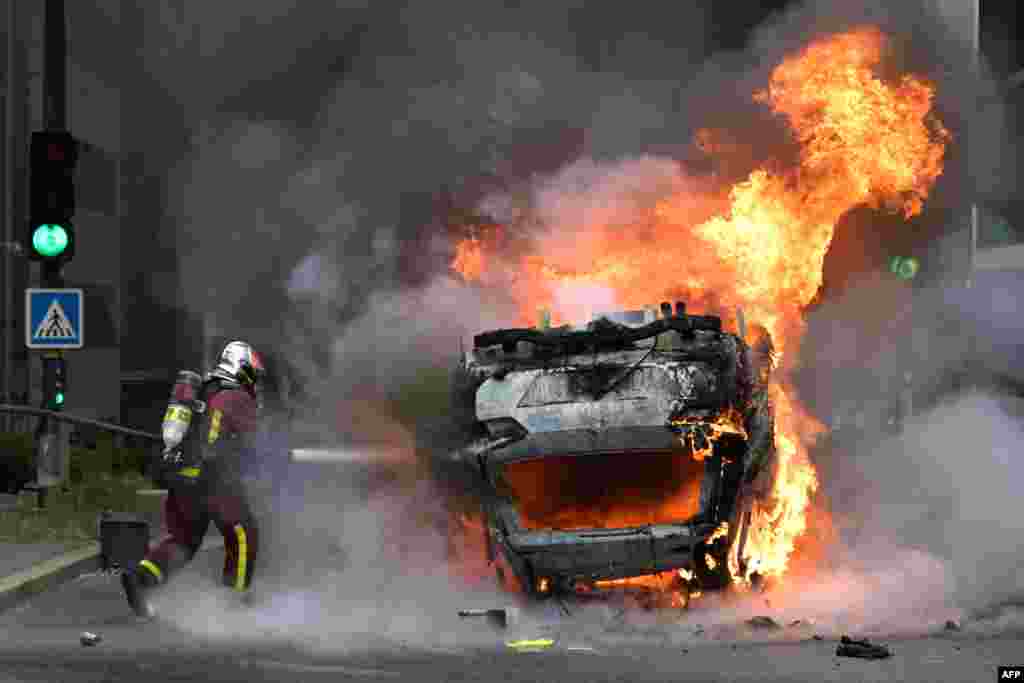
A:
506,639,554,653
567,646,596,654
944,620,960,632
458,608,508,629
80,632,102,647
745,616,781,630
836,635,892,660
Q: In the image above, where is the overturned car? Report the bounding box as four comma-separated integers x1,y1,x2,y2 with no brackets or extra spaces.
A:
450,303,777,605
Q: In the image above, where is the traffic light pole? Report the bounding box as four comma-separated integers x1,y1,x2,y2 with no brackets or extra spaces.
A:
44,0,66,134
33,0,69,507
1,0,18,432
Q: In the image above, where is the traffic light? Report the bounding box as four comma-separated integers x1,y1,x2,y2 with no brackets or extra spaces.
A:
888,255,920,281
42,356,67,411
28,130,78,266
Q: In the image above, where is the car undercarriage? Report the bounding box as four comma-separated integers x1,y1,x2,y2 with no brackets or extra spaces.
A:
450,304,777,604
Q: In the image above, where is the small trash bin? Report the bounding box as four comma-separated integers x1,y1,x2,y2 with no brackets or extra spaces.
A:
98,512,149,571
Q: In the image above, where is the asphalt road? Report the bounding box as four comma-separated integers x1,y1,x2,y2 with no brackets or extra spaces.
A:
1,559,1021,683
2,459,1021,683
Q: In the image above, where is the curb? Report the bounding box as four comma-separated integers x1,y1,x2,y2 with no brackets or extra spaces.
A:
0,542,102,613
0,535,228,614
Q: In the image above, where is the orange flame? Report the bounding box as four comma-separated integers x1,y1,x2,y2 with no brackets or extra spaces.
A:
674,407,748,461
451,238,487,282
450,27,948,586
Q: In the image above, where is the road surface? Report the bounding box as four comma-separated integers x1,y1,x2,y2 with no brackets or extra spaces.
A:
1,555,1021,683
2,461,1022,682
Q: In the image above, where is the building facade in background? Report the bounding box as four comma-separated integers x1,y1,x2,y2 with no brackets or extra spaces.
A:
1,0,202,434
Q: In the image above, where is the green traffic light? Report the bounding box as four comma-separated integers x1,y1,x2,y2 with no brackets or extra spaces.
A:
32,223,69,258
54,391,65,407
889,255,920,281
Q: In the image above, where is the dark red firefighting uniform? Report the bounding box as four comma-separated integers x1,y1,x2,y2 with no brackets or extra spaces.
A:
139,381,260,592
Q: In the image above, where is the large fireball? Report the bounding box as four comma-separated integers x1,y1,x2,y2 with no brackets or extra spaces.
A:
450,27,949,584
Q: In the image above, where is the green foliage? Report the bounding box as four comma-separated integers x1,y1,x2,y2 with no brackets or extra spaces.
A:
0,431,155,543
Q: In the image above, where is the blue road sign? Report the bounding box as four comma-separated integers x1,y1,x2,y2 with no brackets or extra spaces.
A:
26,288,84,349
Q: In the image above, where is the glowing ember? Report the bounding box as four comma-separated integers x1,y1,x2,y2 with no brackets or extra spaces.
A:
450,27,948,587
593,572,693,608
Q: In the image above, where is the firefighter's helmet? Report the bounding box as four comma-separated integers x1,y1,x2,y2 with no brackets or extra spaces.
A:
210,340,265,387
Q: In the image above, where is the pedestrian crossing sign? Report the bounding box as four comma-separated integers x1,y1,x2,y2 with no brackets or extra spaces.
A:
26,288,84,349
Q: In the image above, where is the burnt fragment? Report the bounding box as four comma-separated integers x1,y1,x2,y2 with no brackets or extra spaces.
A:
80,632,102,647
458,608,509,629
745,616,781,630
836,635,892,659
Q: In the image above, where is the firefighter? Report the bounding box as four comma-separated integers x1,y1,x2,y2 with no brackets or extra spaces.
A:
122,341,265,618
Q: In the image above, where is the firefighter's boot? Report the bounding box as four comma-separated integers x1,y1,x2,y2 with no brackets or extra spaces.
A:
121,568,157,619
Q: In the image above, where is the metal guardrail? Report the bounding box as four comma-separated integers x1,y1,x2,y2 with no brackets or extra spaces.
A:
0,404,160,443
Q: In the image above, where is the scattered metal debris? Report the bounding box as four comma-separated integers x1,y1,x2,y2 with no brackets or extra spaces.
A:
745,616,781,630
567,646,596,653
458,608,508,629
80,632,102,647
835,635,892,660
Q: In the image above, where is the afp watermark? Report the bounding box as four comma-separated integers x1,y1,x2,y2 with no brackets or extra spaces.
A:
999,667,1024,680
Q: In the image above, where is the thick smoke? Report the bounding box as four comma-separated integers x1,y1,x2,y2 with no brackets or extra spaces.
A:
137,0,1023,648
798,269,1024,634
140,0,718,650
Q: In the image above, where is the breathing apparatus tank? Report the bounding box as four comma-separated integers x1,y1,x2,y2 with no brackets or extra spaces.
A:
162,370,204,452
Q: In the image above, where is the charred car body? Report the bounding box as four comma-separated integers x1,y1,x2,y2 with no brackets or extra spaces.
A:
451,303,777,604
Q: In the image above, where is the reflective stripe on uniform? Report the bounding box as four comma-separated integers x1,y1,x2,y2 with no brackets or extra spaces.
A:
178,466,202,478
163,405,192,423
208,409,223,444
139,559,164,583
233,524,248,592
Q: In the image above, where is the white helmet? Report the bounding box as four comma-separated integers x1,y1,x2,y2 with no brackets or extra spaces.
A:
210,340,265,387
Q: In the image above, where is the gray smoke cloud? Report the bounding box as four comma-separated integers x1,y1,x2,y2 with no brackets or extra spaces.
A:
134,0,1024,649
144,0,722,406
139,0,719,651
799,271,1024,634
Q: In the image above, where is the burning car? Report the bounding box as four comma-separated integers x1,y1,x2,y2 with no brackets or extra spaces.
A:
450,302,777,606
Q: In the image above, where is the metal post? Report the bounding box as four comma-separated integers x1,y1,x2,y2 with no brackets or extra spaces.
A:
964,0,979,394
2,0,19,432
966,0,979,289
34,0,69,505
43,0,66,133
